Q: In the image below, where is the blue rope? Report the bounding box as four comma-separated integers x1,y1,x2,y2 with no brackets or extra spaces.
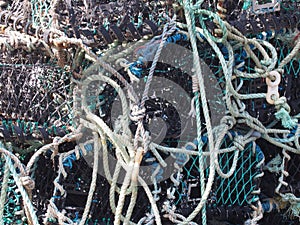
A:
63,143,93,168
129,32,188,78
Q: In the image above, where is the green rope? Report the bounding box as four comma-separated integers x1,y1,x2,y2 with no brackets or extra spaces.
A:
275,108,298,129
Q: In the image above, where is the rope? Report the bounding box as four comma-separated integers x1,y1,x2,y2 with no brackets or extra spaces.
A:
1,1,300,224
4,155,39,225
0,155,10,225
182,0,217,223
78,132,100,225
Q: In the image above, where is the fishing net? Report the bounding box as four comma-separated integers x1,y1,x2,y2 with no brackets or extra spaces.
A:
0,156,26,224
0,0,300,225
0,50,73,155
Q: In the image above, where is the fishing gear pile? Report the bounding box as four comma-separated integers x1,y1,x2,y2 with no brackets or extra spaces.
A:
0,0,300,224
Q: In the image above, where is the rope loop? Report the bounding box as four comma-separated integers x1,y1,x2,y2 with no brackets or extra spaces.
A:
195,9,228,43
273,96,290,112
233,135,245,151
220,116,236,129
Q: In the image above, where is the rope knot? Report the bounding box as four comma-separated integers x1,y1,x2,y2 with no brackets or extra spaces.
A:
20,176,35,190
264,154,282,174
130,105,146,122
117,58,141,83
144,213,155,223
220,116,236,129
273,97,298,129
233,135,245,151
162,201,176,218
274,96,290,112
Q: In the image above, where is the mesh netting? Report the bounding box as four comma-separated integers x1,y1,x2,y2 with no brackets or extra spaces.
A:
0,0,300,225
0,157,27,224
172,133,264,224
0,57,72,147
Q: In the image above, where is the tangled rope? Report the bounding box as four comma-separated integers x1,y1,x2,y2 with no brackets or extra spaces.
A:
0,0,300,225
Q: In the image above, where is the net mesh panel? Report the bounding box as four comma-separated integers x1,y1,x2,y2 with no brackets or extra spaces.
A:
0,49,73,144
46,141,262,225
53,0,150,46
176,134,263,224
0,0,300,225
281,0,300,12
39,155,157,224
30,0,52,28
31,155,57,222
214,144,261,206
0,157,28,225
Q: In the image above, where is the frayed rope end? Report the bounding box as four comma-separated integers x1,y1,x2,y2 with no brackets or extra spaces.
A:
275,108,298,129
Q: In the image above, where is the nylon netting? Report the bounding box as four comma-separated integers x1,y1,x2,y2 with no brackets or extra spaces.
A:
0,52,73,152
0,156,26,224
0,0,300,225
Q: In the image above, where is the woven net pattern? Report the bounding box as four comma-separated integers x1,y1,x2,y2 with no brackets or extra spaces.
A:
0,0,299,225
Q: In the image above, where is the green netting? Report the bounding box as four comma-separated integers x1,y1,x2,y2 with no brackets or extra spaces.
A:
178,134,262,208
0,0,300,225
0,157,29,225
214,144,261,206
30,0,53,28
